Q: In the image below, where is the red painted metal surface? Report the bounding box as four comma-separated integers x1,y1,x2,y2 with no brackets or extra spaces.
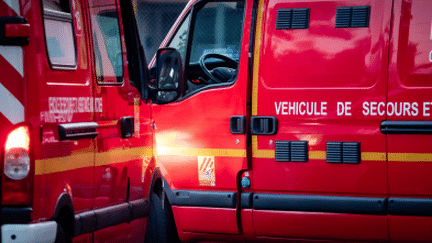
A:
387,0,432,241
172,206,239,234
154,0,431,242
253,211,389,241
1,0,153,241
152,0,254,238
388,0,432,196
250,0,392,240
388,215,432,242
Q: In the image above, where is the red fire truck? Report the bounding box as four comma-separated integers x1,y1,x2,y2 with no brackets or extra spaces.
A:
0,0,159,242
147,0,432,242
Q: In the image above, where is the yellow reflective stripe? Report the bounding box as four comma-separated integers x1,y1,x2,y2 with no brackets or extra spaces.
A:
389,153,432,162
35,147,153,175
252,136,260,158
95,147,153,167
362,152,386,161
309,151,326,160
252,150,386,161
251,148,432,163
254,148,274,159
251,0,265,117
157,147,246,158
35,153,93,175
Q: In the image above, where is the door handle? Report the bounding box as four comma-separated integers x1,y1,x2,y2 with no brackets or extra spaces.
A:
230,116,246,134
380,121,432,134
120,116,134,138
251,116,278,135
58,122,99,141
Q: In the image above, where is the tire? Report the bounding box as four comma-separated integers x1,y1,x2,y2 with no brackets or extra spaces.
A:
145,191,180,243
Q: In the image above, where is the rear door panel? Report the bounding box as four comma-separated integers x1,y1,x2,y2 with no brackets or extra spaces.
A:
387,0,432,241
250,0,392,241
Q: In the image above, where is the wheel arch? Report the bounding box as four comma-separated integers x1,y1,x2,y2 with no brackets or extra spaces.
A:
149,167,163,198
51,193,74,240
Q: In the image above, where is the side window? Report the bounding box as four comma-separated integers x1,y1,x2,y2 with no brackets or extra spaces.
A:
90,2,123,84
190,2,244,63
42,0,76,69
183,1,245,95
168,13,191,65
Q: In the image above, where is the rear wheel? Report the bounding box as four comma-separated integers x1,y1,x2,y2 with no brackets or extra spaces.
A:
145,191,180,243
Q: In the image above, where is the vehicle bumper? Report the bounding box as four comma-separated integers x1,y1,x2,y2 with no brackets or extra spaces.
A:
1,221,57,243
1,207,57,243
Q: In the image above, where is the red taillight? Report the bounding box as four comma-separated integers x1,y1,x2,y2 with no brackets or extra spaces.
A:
2,125,32,205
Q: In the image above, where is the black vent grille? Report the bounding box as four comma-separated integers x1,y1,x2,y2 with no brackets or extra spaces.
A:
275,141,308,162
327,142,361,164
276,8,310,29
275,141,290,162
326,142,343,163
342,142,361,164
336,6,370,28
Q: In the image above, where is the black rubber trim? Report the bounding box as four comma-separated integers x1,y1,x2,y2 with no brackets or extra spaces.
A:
253,193,387,215
163,181,236,208
58,122,99,141
240,192,253,209
389,197,432,216
75,211,96,235
95,203,130,230
74,199,149,237
1,207,32,224
381,121,432,134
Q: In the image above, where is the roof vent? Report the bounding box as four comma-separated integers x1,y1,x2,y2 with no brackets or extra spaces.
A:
276,8,310,30
336,6,370,28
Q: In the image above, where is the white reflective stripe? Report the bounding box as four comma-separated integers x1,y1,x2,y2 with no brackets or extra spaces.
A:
3,0,20,16
0,46,23,77
0,82,24,124
2,222,57,243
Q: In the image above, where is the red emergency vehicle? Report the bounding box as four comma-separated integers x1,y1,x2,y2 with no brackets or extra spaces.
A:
147,0,432,242
0,0,158,242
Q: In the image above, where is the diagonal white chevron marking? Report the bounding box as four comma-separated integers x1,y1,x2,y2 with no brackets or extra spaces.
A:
0,46,23,77
0,82,24,124
3,0,20,16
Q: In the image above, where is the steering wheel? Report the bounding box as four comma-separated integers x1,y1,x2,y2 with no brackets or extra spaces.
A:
199,53,238,83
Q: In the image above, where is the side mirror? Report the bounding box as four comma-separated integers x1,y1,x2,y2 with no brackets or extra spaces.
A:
154,48,184,104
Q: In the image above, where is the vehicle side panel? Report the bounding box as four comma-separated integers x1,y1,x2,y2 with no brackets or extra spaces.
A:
387,0,432,241
250,0,392,241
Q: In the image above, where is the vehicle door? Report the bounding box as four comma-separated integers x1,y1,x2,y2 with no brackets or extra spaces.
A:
386,0,432,241
36,0,95,227
250,0,391,241
151,0,252,237
88,0,153,241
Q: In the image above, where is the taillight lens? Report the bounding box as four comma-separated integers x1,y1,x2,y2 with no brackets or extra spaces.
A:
4,126,30,180
2,125,32,205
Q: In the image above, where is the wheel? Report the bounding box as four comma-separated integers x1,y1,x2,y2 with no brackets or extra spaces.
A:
145,191,180,243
